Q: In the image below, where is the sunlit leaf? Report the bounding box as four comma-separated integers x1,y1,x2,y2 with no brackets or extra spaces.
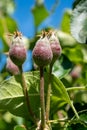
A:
0,70,75,120
0,16,18,51
56,30,77,47
5,16,18,33
61,10,72,34
0,20,4,37
0,70,72,120
63,46,84,63
32,4,49,27
0,71,40,120
71,0,87,43
50,74,72,115
0,19,9,51
0,0,15,15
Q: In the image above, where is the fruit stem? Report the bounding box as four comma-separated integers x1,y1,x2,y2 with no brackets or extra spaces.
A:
20,66,37,124
40,67,46,129
46,65,52,121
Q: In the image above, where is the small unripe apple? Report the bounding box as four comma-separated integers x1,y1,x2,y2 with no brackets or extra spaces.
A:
6,57,20,75
33,36,53,67
9,31,27,66
49,32,62,65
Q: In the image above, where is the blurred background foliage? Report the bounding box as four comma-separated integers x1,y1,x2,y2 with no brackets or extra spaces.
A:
0,0,87,129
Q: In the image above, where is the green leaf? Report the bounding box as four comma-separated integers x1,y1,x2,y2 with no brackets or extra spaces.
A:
14,125,27,130
0,19,9,51
0,71,75,120
52,60,70,79
66,110,87,129
32,4,49,27
56,30,77,47
71,0,87,43
0,16,18,51
0,20,4,37
63,46,84,63
1,36,9,51
74,91,87,103
50,74,71,115
0,71,40,119
72,0,82,9
5,16,18,33
0,0,15,15
61,10,72,34
80,111,87,124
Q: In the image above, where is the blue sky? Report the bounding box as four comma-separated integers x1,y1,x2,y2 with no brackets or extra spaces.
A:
12,0,74,38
